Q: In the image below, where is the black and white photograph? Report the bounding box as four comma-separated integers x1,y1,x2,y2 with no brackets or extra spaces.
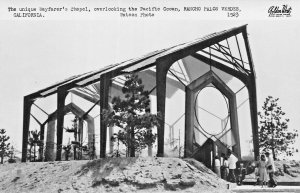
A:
0,1,300,192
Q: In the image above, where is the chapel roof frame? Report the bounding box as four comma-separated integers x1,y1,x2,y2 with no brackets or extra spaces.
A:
22,24,259,162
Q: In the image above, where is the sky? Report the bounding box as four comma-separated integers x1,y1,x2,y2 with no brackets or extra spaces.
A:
0,2,300,158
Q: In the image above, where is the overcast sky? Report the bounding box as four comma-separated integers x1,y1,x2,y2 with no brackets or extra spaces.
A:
0,14,300,157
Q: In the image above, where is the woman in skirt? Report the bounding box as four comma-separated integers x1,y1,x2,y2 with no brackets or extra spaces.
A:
258,154,269,187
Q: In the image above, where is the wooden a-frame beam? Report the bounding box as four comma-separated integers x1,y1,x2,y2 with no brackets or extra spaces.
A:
185,71,241,159
69,90,99,104
191,53,249,86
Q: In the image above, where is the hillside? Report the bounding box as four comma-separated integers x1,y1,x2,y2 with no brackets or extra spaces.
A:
0,157,231,193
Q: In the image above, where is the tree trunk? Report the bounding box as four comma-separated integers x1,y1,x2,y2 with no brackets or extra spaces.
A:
34,144,36,161
271,114,276,160
74,129,77,160
1,154,3,164
148,145,153,157
65,151,69,161
272,146,276,160
271,125,276,160
74,147,77,160
39,145,44,161
130,128,135,157
29,146,32,162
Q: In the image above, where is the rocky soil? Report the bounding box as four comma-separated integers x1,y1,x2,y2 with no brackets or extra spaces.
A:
0,157,231,193
243,160,300,183
274,160,300,182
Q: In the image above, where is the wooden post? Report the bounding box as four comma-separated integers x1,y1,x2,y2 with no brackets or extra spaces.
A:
247,77,260,160
242,29,259,160
56,87,68,161
100,74,110,158
21,96,33,162
39,124,45,161
229,95,241,160
184,87,194,157
78,118,83,159
46,119,56,161
156,60,173,157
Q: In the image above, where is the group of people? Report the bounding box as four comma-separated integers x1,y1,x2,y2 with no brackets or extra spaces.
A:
213,150,277,188
255,152,277,187
214,149,238,183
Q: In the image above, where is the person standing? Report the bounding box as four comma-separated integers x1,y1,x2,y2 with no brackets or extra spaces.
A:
258,154,268,188
254,155,261,185
266,152,277,187
214,155,221,177
223,156,229,180
227,150,238,183
221,153,228,180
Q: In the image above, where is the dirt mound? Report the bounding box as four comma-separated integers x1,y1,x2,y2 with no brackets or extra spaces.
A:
0,157,231,193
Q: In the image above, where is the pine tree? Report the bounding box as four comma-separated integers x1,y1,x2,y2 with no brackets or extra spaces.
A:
62,143,72,161
28,135,34,161
27,130,41,162
258,96,298,160
0,128,10,164
31,130,40,162
65,117,80,160
7,146,16,163
104,73,160,157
